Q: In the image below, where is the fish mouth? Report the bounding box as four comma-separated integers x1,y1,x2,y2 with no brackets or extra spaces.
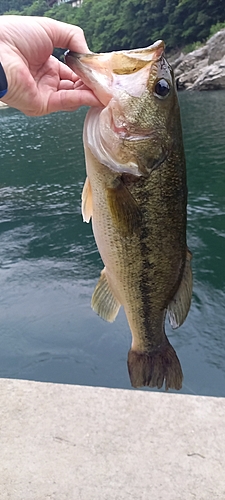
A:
65,41,165,106
66,41,168,176
65,50,112,106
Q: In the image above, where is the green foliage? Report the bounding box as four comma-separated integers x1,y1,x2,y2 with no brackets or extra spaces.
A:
182,41,204,54
1,0,225,52
44,3,77,23
2,9,21,14
0,0,35,14
21,0,49,15
209,21,225,37
1,0,49,16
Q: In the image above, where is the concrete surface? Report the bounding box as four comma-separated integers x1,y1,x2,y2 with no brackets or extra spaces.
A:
0,378,224,500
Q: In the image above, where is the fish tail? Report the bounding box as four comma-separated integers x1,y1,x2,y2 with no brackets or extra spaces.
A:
127,339,183,390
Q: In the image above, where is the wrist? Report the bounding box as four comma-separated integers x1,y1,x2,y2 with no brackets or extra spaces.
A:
0,62,8,98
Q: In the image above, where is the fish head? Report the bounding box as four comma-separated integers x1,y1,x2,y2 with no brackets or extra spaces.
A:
65,42,182,176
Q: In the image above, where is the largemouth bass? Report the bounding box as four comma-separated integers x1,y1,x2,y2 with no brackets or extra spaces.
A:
66,41,192,390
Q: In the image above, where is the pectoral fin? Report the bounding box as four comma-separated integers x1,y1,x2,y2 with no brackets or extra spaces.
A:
82,177,93,223
167,249,193,329
91,268,121,322
107,180,142,236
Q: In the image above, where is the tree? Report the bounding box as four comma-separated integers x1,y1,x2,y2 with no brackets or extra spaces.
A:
1,0,225,52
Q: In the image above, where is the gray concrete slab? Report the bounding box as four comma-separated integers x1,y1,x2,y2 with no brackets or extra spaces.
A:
0,378,224,500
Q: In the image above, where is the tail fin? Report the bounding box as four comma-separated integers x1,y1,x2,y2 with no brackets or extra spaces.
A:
127,340,183,390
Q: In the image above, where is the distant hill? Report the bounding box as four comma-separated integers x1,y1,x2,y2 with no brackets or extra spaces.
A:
0,0,52,14
1,0,225,53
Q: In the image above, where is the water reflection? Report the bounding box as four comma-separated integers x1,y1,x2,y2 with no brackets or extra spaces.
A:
179,92,225,296
0,95,225,395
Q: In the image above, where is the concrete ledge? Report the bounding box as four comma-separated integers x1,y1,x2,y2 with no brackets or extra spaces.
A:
1,378,224,499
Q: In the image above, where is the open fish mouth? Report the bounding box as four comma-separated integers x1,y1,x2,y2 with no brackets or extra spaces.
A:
65,40,165,106
66,41,171,176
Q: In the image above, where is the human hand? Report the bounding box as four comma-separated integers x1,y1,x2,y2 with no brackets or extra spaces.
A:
0,15,101,115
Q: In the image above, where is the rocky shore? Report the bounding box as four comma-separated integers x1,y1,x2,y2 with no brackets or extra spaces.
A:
171,29,225,90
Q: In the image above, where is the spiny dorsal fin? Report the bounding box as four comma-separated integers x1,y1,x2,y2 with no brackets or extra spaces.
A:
91,268,121,323
167,249,193,329
107,180,142,237
82,176,93,223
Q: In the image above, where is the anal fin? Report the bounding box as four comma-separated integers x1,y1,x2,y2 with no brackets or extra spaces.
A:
91,268,121,322
167,248,193,329
82,176,93,223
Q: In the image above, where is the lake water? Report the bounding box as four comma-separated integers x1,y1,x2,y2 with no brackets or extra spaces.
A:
0,91,225,396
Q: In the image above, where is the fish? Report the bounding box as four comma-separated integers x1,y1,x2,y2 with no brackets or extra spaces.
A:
65,40,192,390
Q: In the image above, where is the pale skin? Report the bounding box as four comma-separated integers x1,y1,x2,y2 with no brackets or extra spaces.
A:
0,15,101,115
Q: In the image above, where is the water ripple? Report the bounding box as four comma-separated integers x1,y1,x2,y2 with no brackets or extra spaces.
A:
1,97,225,395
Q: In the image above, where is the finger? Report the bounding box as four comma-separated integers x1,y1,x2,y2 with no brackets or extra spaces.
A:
58,79,88,91
73,80,86,89
40,18,90,53
47,89,102,114
58,80,77,90
57,59,80,82
58,79,87,90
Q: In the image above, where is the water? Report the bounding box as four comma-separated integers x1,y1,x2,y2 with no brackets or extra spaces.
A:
0,92,225,396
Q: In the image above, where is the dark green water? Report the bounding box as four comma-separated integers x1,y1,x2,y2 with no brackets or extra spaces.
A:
0,91,225,396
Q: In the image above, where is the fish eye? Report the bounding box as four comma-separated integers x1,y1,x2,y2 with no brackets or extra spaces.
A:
154,79,170,98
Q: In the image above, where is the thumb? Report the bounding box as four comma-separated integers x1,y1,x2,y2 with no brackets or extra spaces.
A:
38,18,90,53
